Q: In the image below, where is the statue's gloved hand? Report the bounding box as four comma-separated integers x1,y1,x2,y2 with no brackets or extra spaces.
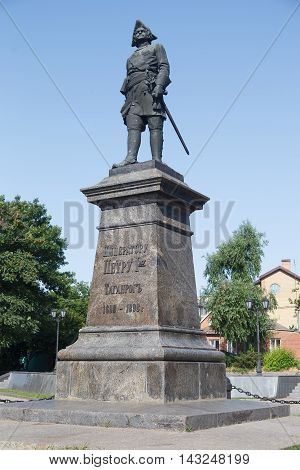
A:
152,85,164,99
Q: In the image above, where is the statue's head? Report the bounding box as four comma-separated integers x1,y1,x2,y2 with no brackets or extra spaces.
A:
131,20,157,47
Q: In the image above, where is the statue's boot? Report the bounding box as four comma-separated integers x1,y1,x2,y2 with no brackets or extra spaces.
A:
112,130,141,168
150,129,163,162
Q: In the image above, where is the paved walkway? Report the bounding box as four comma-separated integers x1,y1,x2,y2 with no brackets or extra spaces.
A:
0,405,299,450
0,395,28,402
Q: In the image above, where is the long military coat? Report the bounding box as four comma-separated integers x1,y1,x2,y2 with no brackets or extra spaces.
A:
120,43,171,121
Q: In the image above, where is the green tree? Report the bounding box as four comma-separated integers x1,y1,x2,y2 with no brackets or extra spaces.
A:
34,280,89,352
288,286,300,330
203,221,275,345
0,196,89,368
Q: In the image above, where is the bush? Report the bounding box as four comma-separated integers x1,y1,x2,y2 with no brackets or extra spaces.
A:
263,348,299,372
233,350,258,370
224,349,260,371
223,351,236,367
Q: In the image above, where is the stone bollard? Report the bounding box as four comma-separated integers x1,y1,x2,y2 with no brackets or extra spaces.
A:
227,377,232,399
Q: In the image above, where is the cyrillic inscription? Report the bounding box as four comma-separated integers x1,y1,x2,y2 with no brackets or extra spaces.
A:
103,244,148,257
101,243,148,316
103,258,146,275
105,283,142,295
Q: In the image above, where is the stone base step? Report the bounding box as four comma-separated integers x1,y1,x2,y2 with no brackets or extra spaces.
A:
0,372,11,388
0,399,290,432
287,384,300,400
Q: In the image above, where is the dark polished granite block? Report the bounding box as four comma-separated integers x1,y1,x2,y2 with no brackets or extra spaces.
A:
108,160,184,182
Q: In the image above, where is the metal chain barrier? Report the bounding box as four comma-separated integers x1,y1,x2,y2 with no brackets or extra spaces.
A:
0,396,54,404
2,388,300,405
231,385,300,404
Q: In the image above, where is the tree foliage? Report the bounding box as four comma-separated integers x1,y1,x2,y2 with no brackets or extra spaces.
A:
37,280,89,352
0,196,89,367
204,221,266,285
203,221,275,344
289,286,300,320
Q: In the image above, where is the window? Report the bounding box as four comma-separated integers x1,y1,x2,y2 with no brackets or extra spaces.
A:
269,338,281,350
209,339,220,350
226,341,235,354
269,283,280,295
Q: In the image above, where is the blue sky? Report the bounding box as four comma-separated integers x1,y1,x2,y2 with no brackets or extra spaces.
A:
1,0,299,290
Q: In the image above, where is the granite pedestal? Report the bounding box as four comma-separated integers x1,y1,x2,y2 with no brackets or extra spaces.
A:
0,399,289,432
57,161,226,402
2,160,289,431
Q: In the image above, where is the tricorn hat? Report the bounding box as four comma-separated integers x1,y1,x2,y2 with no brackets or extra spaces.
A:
131,20,157,47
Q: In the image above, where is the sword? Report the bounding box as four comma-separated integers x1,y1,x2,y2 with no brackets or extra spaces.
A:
161,98,190,156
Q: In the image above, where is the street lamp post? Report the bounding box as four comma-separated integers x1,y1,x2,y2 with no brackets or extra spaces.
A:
198,300,206,328
296,309,300,333
198,303,204,324
246,297,269,375
51,309,66,370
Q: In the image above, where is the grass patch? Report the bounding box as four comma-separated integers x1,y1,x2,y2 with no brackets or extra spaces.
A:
0,388,53,400
226,367,254,374
0,441,97,450
185,425,194,432
283,444,300,450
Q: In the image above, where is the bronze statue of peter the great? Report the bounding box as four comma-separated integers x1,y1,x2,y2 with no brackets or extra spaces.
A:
113,20,171,168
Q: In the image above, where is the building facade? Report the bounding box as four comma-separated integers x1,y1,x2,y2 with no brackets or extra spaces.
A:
256,259,300,358
200,259,300,358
